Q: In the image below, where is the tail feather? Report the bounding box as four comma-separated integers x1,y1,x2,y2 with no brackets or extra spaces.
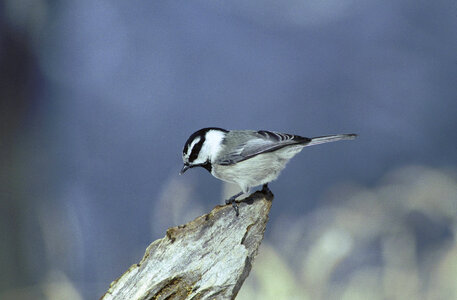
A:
307,133,357,147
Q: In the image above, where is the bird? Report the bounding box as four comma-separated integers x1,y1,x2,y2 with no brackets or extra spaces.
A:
180,127,357,216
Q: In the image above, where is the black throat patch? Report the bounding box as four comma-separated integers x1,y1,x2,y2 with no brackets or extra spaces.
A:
200,161,212,173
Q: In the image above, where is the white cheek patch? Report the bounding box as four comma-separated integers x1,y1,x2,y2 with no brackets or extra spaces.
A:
202,130,225,162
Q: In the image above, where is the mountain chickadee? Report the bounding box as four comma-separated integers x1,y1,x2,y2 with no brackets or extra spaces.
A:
180,127,357,216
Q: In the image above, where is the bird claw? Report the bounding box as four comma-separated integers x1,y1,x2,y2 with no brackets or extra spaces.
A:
225,198,239,217
225,198,240,217
261,183,270,193
231,201,239,217
225,191,243,217
225,185,271,216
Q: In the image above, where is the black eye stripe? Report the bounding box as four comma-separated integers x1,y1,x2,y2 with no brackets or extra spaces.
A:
189,135,205,162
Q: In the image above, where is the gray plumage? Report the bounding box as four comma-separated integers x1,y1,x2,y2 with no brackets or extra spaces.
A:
181,128,357,196
215,130,311,165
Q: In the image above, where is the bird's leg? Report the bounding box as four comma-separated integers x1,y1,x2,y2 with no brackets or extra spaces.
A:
225,191,243,217
261,183,274,199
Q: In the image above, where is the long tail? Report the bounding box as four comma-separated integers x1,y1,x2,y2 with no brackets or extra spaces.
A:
306,133,357,147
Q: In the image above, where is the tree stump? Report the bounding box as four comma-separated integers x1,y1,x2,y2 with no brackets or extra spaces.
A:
101,187,273,300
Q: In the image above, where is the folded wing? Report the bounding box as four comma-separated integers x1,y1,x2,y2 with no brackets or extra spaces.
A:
216,130,311,165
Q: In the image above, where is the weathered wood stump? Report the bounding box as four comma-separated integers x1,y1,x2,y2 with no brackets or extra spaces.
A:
101,187,273,300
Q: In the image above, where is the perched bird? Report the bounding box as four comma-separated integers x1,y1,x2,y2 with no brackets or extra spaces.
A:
180,127,357,216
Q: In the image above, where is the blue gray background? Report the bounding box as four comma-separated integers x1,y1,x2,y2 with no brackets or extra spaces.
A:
1,0,456,299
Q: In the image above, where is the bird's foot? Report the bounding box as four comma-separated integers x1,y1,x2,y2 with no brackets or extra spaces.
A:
225,191,243,217
261,183,274,200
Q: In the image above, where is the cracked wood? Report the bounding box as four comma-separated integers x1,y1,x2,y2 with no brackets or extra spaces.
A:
101,188,273,300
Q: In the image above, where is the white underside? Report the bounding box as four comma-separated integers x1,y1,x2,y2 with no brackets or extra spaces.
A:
212,145,304,193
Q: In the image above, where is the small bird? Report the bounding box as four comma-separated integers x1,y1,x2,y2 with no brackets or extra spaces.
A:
180,127,357,216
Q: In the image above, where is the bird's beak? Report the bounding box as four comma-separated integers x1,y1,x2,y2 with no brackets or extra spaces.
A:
180,164,190,175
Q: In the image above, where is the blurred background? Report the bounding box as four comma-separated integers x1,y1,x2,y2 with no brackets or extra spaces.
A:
1,0,456,299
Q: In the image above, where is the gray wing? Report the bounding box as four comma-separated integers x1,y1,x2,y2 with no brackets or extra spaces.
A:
216,130,311,165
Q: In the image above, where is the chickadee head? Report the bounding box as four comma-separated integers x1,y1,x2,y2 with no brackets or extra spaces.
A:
180,127,228,174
